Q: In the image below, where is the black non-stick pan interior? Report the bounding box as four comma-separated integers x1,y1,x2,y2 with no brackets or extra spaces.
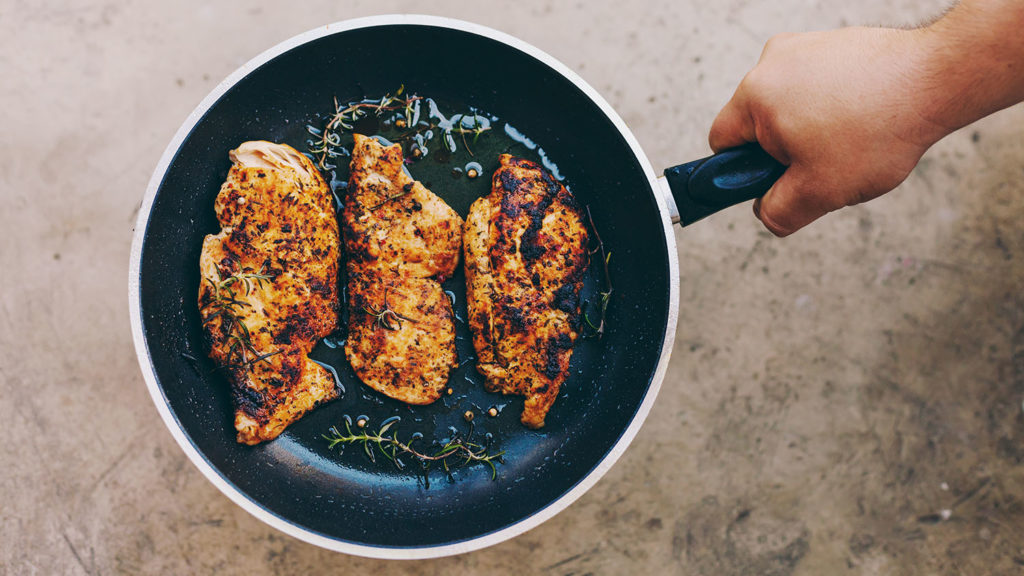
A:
138,23,671,548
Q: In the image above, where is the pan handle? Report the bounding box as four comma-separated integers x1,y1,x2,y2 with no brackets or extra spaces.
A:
663,143,786,227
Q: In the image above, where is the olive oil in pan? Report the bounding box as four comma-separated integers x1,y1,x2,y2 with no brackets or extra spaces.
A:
304,96,565,218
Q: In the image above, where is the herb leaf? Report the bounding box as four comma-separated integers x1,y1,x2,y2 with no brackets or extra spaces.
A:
200,266,280,369
583,206,613,339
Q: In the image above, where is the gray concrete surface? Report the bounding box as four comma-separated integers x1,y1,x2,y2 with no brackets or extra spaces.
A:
3,1,1023,574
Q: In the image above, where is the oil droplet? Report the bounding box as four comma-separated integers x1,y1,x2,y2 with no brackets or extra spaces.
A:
504,123,564,181
356,415,369,428
504,123,536,149
310,360,345,395
450,166,464,179
321,334,345,349
456,113,491,132
464,161,482,179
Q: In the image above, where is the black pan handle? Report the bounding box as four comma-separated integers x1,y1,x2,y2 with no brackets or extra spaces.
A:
663,143,786,226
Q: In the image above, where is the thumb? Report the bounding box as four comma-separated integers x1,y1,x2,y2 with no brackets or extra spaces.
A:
752,169,831,237
708,91,756,153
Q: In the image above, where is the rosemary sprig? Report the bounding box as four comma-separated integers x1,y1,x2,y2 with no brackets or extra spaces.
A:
210,267,273,300
363,288,415,331
309,85,423,169
201,266,278,368
583,206,613,339
322,420,505,481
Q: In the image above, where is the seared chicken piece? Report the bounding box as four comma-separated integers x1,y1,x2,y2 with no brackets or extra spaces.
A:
342,135,463,404
198,141,341,445
464,155,589,428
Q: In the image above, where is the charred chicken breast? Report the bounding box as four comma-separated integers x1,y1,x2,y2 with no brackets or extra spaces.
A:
342,135,463,404
198,141,341,445
464,155,589,428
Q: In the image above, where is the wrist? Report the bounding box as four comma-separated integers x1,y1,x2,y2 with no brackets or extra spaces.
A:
908,1,1024,139
897,26,959,146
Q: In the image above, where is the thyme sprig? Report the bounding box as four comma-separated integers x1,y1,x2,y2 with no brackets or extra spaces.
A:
308,87,493,167
201,266,278,368
395,114,492,155
449,113,491,156
323,419,505,481
363,288,415,331
583,206,613,339
453,114,490,156
308,85,422,169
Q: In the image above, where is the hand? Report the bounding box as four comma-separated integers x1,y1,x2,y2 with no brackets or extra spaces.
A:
709,27,947,236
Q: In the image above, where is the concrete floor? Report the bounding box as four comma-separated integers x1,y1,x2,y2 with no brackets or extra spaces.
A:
3,0,1023,574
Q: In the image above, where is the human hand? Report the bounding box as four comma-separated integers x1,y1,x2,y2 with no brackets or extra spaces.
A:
709,27,948,236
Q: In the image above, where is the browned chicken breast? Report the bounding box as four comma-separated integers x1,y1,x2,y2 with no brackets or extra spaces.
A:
342,135,463,404
464,155,589,428
198,141,342,445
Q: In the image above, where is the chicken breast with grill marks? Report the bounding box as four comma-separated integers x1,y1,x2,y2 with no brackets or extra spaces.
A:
342,135,463,404
198,141,341,445
464,155,589,429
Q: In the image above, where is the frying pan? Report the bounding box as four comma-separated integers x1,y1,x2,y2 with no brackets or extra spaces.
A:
129,15,785,559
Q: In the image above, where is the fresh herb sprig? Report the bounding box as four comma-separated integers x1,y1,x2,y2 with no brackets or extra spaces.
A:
456,114,489,156
365,113,492,157
583,206,613,339
210,267,273,301
201,266,279,368
323,419,505,481
363,288,415,331
308,85,422,169
308,87,492,167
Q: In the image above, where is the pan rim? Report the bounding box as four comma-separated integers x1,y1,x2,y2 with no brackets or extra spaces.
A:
128,13,680,560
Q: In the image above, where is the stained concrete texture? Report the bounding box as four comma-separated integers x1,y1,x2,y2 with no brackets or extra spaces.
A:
3,1,1023,574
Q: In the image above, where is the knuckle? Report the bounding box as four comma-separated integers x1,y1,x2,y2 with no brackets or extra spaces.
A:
740,66,775,96
765,32,797,49
740,67,762,88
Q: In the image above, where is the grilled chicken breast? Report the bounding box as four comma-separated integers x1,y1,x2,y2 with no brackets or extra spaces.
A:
464,155,589,428
198,141,341,445
342,134,463,404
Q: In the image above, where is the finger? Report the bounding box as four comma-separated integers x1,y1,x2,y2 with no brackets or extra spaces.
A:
708,90,757,153
752,170,831,237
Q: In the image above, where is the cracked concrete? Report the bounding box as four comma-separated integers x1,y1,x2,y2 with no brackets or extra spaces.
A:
3,0,1023,574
